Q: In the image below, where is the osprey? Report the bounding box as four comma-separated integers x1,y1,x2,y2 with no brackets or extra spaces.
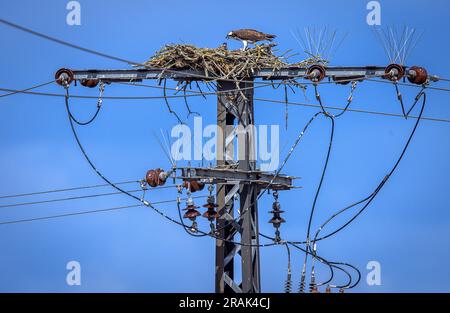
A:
226,29,276,50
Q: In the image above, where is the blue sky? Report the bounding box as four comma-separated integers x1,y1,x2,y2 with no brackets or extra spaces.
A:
0,0,449,292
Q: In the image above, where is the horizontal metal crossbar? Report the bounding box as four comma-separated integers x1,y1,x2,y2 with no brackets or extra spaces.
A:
63,66,391,82
176,167,295,190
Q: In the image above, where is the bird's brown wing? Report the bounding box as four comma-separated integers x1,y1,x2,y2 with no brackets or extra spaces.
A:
232,29,269,42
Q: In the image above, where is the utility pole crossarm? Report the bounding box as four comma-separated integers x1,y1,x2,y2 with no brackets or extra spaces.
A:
175,167,296,191
55,65,434,86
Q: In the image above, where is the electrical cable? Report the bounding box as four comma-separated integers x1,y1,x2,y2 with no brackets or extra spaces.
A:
255,97,449,123
296,86,336,290
284,243,293,293
330,262,361,289
65,88,102,126
4,17,447,94
0,83,448,123
64,89,278,247
0,180,140,200
0,80,54,98
0,196,202,226
367,78,450,92
297,91,427,248
0,18,299,86
0,189,142,209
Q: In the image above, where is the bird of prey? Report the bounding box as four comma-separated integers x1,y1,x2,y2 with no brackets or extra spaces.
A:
226,29,276,50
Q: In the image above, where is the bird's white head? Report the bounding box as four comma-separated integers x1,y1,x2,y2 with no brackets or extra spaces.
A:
226,31,234,39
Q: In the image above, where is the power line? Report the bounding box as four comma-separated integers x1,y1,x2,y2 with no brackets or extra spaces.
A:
0,196,206,226
2,17,449,91
366,78,450,92
1,84,449,123
0,81,54,98
0,185,177,209
0,18,287,86
255,97,450,123
0,180,139,199
0,19,137,66
0,86,214,100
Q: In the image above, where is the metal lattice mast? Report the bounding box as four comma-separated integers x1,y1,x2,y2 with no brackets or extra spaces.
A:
215,80,260,293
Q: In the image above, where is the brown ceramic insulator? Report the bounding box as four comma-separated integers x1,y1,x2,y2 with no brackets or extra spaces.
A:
270,207,285,214
268,216,286,225
202,198,218,219
55,68,74,86
202,209,218,220
202,202,218,208
145,168,164,187
325,286,331,293
183,180,205,192
183,203,200,210
183,208,201,219
80,79,99,88
384,63,405,81
407,66,428,85
307,64,326,82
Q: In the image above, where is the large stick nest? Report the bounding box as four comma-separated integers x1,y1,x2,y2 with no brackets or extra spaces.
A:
140,44,324,80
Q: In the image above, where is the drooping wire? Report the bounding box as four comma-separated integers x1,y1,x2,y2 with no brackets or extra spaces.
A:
181,82,200,118
302,113,335,289
162,78,183,124
64,85,278,247
329,262,361,289
300,92,427,249
65,84,103,126
333,81,358,118
393,83,427,119
224,112,324,242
